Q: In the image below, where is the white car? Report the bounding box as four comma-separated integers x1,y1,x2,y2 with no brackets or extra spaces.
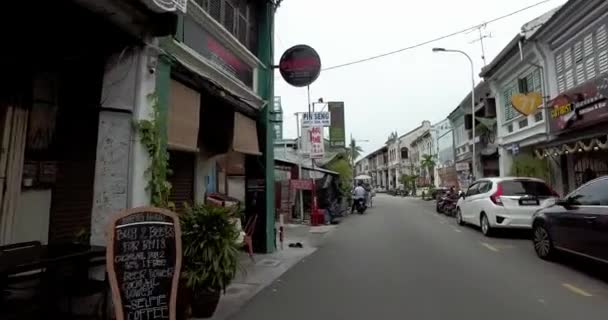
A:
456,177,558,236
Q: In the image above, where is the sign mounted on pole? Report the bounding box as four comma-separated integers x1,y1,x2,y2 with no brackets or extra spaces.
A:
328,102,345,148
301,112,331,127
279,45,321,87
301,124,324,159
308,126,324,159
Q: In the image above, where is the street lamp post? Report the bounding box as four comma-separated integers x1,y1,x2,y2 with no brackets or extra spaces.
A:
432,47,476,180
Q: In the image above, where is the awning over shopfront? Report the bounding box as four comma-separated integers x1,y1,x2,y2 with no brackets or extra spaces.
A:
232,112,261,156
168,79,201,152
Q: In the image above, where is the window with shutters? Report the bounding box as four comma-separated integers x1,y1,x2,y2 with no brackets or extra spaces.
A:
555,21,608,92
534,111,543,122
502,84,518,121
196,0,259,54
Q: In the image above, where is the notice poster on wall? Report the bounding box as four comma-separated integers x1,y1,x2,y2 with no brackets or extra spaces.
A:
106,207,182,320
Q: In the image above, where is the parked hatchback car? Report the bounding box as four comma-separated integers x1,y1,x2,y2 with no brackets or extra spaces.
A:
531,176,608,263
456,177,559,236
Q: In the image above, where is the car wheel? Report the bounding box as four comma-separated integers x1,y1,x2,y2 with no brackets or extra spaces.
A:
533,224,555,260
456,208,464,225
480,214,493,237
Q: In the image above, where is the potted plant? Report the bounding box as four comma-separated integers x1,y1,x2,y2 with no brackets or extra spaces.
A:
179,204,240,319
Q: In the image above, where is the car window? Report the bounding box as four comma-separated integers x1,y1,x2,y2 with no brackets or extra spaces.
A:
500,180,553,196
570,178,608,206
478,181,492,194
466,183,479,196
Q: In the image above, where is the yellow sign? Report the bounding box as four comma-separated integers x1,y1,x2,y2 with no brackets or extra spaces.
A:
511,92,543,116
550,103,572,119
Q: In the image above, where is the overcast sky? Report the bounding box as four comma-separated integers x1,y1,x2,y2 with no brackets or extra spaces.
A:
273,0,567,157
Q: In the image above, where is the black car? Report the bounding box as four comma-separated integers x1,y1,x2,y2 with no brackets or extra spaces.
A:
531,176,608,263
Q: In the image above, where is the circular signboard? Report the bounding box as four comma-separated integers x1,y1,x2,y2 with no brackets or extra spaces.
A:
279,45,321,87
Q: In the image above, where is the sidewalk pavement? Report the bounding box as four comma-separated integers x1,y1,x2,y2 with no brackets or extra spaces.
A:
201,223,336,320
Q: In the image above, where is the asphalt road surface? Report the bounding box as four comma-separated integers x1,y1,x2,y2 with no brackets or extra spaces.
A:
231,194,608,320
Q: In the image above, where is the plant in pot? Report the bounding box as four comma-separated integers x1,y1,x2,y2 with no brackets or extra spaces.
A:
180,204,240,319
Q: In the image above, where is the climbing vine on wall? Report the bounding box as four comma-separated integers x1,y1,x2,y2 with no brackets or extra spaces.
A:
135,93,173,209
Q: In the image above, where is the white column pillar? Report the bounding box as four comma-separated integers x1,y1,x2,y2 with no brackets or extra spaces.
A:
498,148,513,177
90,46,156,246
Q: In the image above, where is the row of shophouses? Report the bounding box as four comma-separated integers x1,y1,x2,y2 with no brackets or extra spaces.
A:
0,0,278,252
357,0,608,197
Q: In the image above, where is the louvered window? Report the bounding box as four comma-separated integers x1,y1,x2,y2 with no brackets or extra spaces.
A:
555,21,608,92
503,85,518,121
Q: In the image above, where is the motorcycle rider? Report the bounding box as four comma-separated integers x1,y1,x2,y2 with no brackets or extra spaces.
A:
351,181,367,213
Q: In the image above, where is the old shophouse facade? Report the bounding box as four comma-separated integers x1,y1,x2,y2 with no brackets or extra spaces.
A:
0,0,278,253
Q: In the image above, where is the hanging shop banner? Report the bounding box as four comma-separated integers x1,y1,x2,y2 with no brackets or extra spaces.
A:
301,125,324,159
548,75,608,134
328,102,345,148
511,92,543,116
301,112,331,127
279,45,321,87
107,207,182,320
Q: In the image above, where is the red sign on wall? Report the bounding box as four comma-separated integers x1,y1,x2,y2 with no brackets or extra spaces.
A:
290,179,313,190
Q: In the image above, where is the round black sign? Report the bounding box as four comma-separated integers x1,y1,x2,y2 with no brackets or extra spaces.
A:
279,45,321,87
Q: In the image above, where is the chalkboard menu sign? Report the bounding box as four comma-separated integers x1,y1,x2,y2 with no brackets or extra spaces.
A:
107,207,182,320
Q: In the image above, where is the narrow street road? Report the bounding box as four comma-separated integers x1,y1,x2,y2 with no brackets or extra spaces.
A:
231,194,608,320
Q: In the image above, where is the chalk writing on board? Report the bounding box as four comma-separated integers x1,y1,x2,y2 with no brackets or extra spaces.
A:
108,209,181,320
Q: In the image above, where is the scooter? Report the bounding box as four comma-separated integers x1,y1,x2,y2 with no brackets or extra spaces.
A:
354,198,367,214
441,194,459,217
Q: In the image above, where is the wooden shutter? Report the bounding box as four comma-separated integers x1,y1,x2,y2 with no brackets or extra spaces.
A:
168,151,195,213
168,80,200,152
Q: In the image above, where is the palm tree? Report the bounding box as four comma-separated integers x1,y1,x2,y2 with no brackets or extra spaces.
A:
420,154,436,186
347,137,364,163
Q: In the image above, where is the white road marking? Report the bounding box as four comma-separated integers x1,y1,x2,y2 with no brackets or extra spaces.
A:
481,242,499,252
452,228,462,233
562,283,593,297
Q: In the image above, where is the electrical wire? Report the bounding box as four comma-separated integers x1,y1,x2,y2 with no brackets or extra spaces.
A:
321,0,553,71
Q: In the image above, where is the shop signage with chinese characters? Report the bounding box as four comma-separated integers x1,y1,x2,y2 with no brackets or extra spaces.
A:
548,75,608,134
308,126,324,159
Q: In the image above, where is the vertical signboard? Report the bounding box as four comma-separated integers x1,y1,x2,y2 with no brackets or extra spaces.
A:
302,126,324,159
107,207,182,320
328,102,345,148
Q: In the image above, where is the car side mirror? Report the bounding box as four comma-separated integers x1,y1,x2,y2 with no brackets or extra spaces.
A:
556,197,574,209
460,193,466,199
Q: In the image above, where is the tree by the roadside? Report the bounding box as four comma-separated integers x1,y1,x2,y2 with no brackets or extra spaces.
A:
347,137,364,163
420,154,436,186
327,158,353,201
400,174,417,195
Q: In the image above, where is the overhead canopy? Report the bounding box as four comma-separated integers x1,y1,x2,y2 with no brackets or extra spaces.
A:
232,112,261,155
